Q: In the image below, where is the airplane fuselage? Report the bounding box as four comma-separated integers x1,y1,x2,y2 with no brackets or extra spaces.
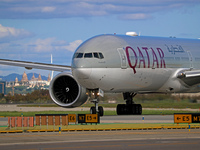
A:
1,33,200,115
72,34,200,94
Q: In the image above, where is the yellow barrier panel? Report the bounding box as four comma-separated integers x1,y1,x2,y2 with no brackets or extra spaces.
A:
68,114,77,123
174,114,192,123
174,113,200,123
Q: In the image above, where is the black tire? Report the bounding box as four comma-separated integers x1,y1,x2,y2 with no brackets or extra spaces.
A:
117,104,122,115
117,104,127,115
131,104,136,114
117,104,142,115
138,104,142,115
98,106,104,117
90,106,96,114
136,104,140,114
132,104,142,115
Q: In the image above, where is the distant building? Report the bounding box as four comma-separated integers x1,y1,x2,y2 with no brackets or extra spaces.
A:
15,77,19,86
6,72,51,89
21,71,28,82
28,73,50,88
0,80,6,94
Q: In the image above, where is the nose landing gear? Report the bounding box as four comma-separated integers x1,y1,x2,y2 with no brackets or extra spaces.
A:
90,90,104,117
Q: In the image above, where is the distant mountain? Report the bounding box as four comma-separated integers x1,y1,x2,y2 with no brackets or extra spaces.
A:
0,73,48,82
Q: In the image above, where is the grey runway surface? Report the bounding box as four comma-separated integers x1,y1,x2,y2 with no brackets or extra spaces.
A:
0,129,200,150
101,115,173,123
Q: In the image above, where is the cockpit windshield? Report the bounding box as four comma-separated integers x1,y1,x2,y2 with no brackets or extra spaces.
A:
84,53,93,58
74,52,104,59
99,53,104,59
74,53,83,58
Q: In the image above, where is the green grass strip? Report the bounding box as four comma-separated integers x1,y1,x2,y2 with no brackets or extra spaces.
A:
17,103,200,109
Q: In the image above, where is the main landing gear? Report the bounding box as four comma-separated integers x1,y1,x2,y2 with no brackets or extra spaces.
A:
90,90,104,117
117,92,142,115
89,90,142,116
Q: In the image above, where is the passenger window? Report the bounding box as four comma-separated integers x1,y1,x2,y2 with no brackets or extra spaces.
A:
99,53,104,59
84,53,93,58
76,53,83,58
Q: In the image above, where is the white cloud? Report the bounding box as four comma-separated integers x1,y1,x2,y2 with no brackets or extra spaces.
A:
63,40,83,52
27,38,82,52
41,6,56,13
0,24,33,43
119,13,152,20
28,38,56,52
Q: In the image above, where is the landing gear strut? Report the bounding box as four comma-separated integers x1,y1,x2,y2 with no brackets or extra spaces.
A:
117,92,142,115
90,90,104,116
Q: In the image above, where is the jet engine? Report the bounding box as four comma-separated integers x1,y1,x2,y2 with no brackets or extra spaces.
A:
49,72,88,108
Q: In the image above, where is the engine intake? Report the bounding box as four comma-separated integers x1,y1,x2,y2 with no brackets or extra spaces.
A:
49,72,88,108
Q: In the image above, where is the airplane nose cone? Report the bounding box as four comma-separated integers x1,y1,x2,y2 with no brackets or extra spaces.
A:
72,56,93,79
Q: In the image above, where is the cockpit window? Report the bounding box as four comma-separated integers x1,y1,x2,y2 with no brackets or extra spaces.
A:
99,53,104,59
76,53,83,58
84,53,93,58
93,52,104,59
93,52,99,58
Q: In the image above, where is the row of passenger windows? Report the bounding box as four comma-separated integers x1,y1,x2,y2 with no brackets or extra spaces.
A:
74,52,104,59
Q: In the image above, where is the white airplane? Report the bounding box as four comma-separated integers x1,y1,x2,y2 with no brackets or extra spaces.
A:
0,32,200,116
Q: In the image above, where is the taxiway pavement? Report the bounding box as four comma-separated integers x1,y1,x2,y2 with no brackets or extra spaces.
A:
0,129,200,150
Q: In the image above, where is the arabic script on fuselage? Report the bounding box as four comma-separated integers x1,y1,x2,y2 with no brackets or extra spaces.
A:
165,44,184,54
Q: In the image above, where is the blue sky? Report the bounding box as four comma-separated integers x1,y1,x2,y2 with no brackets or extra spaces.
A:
0,0,200,76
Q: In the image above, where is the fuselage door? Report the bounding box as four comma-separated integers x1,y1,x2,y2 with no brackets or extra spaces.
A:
117,48,127,69
187,51,193,69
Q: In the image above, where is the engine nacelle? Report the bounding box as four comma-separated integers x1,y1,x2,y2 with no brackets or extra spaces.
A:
49,72,88,108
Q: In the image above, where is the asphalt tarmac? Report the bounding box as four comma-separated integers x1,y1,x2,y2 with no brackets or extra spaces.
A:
0,129,200,150
101,115,173,123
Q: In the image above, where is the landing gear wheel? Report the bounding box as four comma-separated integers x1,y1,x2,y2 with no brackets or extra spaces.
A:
131,104,136,114
117,104,143,115
98,106,104,117
117,104,125,115
90,106,96,114
116,92,143,115
117,104,122,115
138,104,142,115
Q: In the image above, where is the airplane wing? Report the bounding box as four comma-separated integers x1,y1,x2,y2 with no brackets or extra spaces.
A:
177,70,200,86
0,59,71,72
